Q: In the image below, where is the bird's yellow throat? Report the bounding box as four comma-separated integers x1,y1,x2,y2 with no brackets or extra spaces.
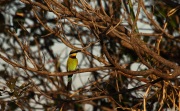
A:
70,53,77,57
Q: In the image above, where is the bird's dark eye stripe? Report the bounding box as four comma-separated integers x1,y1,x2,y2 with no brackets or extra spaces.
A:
70,52,76,54
70,50,80,54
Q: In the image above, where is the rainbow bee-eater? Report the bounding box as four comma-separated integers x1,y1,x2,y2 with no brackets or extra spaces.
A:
66,50,80,90
13,9,25,31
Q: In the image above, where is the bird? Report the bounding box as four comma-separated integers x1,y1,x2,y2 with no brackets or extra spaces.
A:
66,50,80,91
13,8,25,31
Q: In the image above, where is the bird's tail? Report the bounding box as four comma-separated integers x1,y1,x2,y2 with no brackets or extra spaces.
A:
67,75,73,91
67,79,72,91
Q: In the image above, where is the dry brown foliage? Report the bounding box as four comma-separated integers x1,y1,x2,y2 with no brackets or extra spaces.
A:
0,0,180,110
